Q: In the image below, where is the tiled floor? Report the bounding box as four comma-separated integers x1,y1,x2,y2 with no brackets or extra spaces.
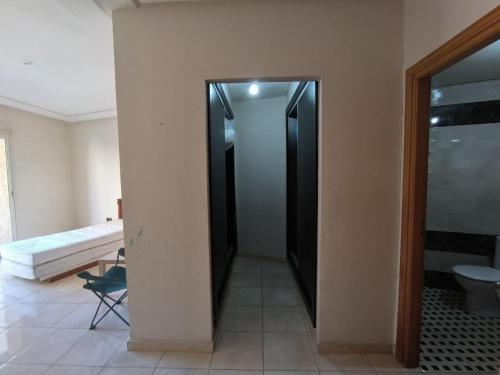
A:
0,256,493,375
419,287,500,373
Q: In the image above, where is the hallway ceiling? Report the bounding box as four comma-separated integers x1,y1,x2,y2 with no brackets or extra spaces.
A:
0,0,116,122
432,39,500,87
225,82,295,103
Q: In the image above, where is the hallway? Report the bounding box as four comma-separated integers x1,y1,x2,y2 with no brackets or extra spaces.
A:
204,255,411,373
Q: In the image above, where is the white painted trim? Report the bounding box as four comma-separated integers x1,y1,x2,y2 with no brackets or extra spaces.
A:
0,96,117,123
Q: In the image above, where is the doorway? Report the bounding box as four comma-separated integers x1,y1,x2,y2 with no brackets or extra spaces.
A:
207,80,319,327
0,131,15,244
396,7,500,368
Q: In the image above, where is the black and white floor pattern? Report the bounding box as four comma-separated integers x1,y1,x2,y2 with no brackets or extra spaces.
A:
420,287,500,372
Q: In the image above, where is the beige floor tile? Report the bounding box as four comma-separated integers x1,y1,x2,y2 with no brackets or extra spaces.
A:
0,326,47,362
263,306,306,332
263,332,316,370
226,288,262,306
232,261,262,274
158,352,213,369
20,284,79,303
100,368,155,375
15,303,80,328
262,262,291,275
316,354,373,372
9,328,87,365
221,306,262,331
55,303,129,330
0,302,41,326
0,363,50,374
262,273,295,288
51,287,97,304
54,304,99,329
210,371,262,375
230,273,262,288
45,366,102,375
106,342,162,368
154,369,209,375
262,288,299,306
211,331,263,370
365,354,416,372
57,330,128,366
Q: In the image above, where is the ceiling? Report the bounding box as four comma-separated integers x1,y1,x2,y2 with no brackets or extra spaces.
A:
225,82,295,103
0,0,117,122
432,39,500,87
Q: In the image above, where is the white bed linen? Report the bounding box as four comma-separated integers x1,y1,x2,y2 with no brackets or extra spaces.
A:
1,239,124,280
0,220,123,266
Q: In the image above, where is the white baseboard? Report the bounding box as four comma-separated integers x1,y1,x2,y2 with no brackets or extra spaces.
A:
128,338,214,352
318,341,393,354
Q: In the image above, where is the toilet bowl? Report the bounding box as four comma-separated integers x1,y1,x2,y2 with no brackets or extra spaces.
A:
453,236,500,317
453,265,500,316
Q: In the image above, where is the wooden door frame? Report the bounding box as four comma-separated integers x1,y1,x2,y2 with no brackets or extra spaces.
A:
395,6,500,368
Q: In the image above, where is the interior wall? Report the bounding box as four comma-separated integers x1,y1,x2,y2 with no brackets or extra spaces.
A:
233,96,287,260
0,104,75,239
403,0,500,68
426,81,500,235
70,117,122,227
113,0,403,350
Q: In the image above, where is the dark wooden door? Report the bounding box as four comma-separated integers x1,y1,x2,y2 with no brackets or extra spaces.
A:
208,84,229,324
287,82,318,326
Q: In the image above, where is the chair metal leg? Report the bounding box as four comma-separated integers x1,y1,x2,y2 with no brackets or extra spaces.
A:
90,291,129,328
90,296,104,330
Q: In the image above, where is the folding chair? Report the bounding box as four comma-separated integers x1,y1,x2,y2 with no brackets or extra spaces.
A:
77,248,128,329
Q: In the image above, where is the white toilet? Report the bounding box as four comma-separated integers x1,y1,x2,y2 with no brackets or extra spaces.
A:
453,237,500,317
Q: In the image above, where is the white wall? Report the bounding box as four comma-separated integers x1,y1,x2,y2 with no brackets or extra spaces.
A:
403,0,500,68
70,118,122,227
233,96,287,260
0,104,75,239
114,0,403,351
426,80,500,235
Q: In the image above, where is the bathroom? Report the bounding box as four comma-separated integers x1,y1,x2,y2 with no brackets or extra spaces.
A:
420,40,500,372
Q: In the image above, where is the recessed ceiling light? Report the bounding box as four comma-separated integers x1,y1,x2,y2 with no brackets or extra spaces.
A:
249,83,259,95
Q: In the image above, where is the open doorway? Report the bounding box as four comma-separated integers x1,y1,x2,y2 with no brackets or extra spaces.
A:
206,80,318,329
418,40,500,372
0,131,15,244
396,7,500,369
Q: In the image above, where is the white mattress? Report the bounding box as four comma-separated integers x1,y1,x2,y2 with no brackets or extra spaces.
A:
0,220,123,266
1,239,124,280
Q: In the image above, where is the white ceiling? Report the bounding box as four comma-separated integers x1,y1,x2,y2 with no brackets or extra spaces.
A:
0,0,117,122
432,39,500,87
225,82,295,103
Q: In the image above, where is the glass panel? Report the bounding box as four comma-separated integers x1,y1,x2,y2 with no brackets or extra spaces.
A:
0,138,12,244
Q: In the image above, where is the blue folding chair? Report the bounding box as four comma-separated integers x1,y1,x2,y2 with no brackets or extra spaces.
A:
77,248,128,329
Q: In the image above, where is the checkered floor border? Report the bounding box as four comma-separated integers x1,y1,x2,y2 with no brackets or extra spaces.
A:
420,287,500,372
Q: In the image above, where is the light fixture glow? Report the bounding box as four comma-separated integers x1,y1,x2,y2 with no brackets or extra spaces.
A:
249,83,259,95
430,116,439,125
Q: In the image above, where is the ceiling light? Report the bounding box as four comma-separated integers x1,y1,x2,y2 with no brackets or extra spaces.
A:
430,116,439,125
249,83,259,95
23,60,33,66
